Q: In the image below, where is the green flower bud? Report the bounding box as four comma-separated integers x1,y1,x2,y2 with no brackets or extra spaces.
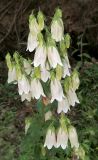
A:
25,117,32,134
64,77,71,92
6,52,13,70
34,66,41,79
72,69,80,90
60,40,68,57
75,146,85,160
41,146,46,156
56,64,63,80
65,33,71,48
50,71,55,80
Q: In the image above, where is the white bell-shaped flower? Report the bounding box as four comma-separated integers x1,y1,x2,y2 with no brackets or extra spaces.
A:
57,97,70,114
51,78,65,102
41,65,50,82
68,126,79,149
51,19,64,42
31,78,45,99
33,45,47,67
18,75,30,95
27,14,40,52
44,127,56,149
21,92,31,102
47,46,63,68
67,89,80,106
23,59,32,75
45,111,52,121
8,67,17,83
27,33,38,52
56,126,68,149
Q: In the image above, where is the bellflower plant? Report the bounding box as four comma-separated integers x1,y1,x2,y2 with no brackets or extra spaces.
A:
6,8,82,158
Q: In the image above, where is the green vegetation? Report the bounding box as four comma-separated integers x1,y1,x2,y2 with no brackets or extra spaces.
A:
0,63,98,160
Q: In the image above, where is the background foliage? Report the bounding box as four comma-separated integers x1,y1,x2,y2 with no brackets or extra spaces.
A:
0,62,98,160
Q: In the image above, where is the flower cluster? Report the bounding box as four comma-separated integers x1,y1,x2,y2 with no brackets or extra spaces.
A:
44,115,79,150
6,8,80,153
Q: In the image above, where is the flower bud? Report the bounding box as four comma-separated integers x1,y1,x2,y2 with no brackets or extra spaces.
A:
56,64,63,80
65,34,71,49
25,117,32,134
72,69,80,90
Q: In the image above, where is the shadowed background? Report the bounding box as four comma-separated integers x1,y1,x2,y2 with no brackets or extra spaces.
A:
0,0,98,59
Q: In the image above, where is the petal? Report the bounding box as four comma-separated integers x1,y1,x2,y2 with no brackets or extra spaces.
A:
57,97,70,114
48,47,62,68
51,79,64,102
41,66,50,82
68,126,79,148
34,46,46,67
27,33,38,52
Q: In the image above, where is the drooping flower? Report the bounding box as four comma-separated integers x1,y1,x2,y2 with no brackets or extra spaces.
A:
67,89,80,106
40,66,50,82
45,111,52,121
31,78,46,99
57,97,70,114
50,78,65,102
21,92,32,102
8,67,17,83
56,126,68,149
68,125,79,149
27,14,40,52
44,127,56,149
51,9,64,42
27,33,38,52
47,46,63,68
33,45,47,67
18,75,30,95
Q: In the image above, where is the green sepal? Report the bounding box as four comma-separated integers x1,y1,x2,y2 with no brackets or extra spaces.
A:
64,76,71,92
50,70,55,80
37,32,44,46
6,52,13,70
37,10,45,31
54,8,62,20
60,40,68,57
47,36,56,47
65,33,71,48
56,64,63,80
34,66,41,79
29,13,36,25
